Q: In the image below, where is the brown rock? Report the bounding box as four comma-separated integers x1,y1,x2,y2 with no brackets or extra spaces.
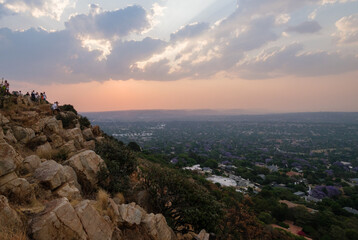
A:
11,125,35,144
63,165,81,191
54,182,82,200
48,134,63,148
0,171,17,188
142,213,177,240
118,202,144,226
22,155,42,174
4,128,17,143
31,198,88,240
0,177,34,203
0,195,23,231
33,160,67,190
0,142,22,176
83,140,96,150
197,230,210,240
66,150,106,189
36,142,52,156
44,117,63,135
82,128,95,141
60,140,77,155
75,200,113,240
62,128,84,143
0,113,10,125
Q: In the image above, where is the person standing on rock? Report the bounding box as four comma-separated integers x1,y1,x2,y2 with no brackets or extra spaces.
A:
4,80,9,94
51,101,59,114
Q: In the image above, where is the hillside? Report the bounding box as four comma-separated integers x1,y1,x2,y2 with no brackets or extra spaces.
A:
0,94,304,240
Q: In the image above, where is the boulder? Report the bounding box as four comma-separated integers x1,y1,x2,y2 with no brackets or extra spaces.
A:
118,202,145,226
0,142,22,176
22,155,42,174
0,195,23,232
66,150,106,189
0,177,34,203
44,117,63,135
63,165,81,191
75,200,113,240
0,113,10,125
4,128,17,143
48,134,63,148
60,140,77,155
33,160,67,190
54,182,81,200
36,142,52,157
0,171,17,187
31,198,87,240
11,125,35,144
31,117,51,133
82,128,95,141
142,213,177,240
197,230,210,240
82,140,96,150
28,135,48,148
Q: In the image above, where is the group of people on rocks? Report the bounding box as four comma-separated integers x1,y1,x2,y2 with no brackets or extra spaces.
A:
29,90,47,103
0,78,60,114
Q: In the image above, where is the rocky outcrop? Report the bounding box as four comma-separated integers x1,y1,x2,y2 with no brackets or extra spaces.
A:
36,142,52,156
0,177,34,203
0,142,18,176
31,198,88,240
44,117,63,135
82,128,95,141
142,213,177,240
54,182,81,200
65,150,106,189
75,200,113,240
22,155,42,174
118,202,145,226
0,195,23,232
12,125,35,144
33,160,68,190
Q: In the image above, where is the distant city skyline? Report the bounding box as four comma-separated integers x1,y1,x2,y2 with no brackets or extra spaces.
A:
1,0,358,112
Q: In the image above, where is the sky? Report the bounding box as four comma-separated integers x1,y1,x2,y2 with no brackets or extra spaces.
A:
1,0,358,112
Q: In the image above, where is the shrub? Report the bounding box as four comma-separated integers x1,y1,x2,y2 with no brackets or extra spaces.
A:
95,137,137,193
59,104,77,114
127,142,141,152
96,189,109,211
56,113,76,129
79,116,91,129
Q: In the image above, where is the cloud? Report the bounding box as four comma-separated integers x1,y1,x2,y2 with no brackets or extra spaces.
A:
2,0,74,20
286,20,322,34
65,5,150,39
1,1,357,84
237,44,358,79
334,14,358,44
170,22,210,41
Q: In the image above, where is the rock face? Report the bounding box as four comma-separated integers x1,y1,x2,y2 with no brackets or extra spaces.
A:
0,142,17,176
22,155,42,174
118,202,145,226
44,117,63,135
142,213,177,240
0,177,34,203
66,150,106,189
0,195,23,231
31,198,88,240
75,200,113,240
12,125,35,144
54,182,81,200
33,160,67,190
82,128,95,141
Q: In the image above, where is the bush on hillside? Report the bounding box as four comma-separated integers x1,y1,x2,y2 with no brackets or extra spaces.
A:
59,104,77,114
79,116,91,129
95,137,137,193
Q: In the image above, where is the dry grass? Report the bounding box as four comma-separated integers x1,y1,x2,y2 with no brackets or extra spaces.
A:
96,188,109,211
114,192,125,204
0,230,27,240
